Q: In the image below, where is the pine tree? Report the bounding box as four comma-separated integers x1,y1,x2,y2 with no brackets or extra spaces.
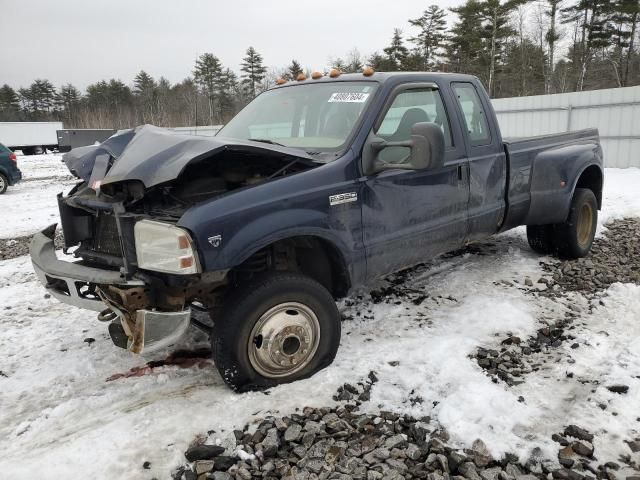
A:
285,60,304,80
330,58,348,72
219,68,240,122
409,5,448,70
562,0,614,91
612,0,640,86
19,79,57,119
0,84,20,121
480,0,525,97
193,53,224,124
240,47,267,98
383,29,409,70
58,84,81,125
447,1,486,77
134,70,158,124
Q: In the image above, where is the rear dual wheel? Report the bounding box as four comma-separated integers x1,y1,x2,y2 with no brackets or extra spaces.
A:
527,188,598,259
211,271,341,392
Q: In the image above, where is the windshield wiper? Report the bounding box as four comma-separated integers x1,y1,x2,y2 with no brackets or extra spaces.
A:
248,138,287,147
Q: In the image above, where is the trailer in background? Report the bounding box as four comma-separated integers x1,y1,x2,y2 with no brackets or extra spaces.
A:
57,129,116,152
0,122,63,155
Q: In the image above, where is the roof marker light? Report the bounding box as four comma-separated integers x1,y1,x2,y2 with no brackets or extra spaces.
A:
311,71,323,79
363,66,375,76
276,78,286,85
296,73,306,81
329,69,342,78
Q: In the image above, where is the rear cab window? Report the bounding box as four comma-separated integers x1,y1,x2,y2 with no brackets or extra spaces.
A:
452,83,491,145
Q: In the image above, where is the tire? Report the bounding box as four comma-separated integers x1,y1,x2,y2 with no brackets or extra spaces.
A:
22,147,34,156
554,188,598,259
33,146,44,155
211,271,341,392
0,173,8,194
527,224,555,254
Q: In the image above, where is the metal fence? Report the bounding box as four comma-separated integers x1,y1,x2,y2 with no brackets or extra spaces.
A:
492,85,640,168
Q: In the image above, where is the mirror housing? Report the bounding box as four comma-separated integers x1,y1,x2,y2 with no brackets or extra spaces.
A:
362,122,445,175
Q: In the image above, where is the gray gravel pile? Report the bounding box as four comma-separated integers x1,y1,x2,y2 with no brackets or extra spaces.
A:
176,404,638,480
474,218,640,387
473,315,580,387
540,218,640,295
0,230,64,260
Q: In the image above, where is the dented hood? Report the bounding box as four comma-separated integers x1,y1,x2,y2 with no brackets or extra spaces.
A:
63,125,316,189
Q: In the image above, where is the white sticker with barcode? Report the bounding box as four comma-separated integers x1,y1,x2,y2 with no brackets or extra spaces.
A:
328,92,370,103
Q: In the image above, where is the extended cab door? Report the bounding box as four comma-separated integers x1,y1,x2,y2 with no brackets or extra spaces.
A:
361,84,470,280
450,82,507,241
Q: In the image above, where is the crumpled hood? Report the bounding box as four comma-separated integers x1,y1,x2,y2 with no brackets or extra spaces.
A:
63,125,315,189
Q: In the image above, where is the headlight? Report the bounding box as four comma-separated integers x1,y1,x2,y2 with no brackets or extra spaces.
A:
134,220,201,274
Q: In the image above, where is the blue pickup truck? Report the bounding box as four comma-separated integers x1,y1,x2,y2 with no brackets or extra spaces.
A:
30,72,603,391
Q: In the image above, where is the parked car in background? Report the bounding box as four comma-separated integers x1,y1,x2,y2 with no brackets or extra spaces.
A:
0,142,22,194
0,122,63,155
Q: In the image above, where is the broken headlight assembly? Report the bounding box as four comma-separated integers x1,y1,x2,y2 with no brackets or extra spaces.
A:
134,220,201,274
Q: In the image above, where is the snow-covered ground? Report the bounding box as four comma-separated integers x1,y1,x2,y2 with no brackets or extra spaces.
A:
0,156,638,479
0,153,76,238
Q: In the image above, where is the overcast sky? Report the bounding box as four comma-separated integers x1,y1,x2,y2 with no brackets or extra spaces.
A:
3,0,465,90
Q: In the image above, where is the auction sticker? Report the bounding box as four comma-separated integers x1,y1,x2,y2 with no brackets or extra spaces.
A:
328,92,370,103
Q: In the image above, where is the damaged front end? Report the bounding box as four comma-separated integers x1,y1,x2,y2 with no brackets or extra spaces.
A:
31,125,319,353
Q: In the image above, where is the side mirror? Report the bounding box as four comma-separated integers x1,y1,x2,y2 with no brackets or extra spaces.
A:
362,122,445,175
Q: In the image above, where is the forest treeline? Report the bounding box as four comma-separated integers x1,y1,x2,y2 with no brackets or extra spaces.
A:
1,0,638,129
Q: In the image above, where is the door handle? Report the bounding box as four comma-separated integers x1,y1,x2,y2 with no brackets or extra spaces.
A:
457,165,464,181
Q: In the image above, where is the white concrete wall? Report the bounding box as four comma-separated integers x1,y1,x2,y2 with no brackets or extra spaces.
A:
492,86,640,168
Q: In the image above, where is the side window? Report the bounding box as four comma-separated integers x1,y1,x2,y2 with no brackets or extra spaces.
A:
375,88,452,165
452,83,490,144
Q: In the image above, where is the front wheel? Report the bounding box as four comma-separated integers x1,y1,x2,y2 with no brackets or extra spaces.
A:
211,271,341,391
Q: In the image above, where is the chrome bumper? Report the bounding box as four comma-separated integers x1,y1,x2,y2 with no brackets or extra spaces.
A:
30,225,191,353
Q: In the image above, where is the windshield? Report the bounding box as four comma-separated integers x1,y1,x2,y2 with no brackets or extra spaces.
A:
218,81,378,157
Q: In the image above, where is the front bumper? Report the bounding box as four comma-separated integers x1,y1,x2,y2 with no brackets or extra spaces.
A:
30,224,144,311
30,225,191,353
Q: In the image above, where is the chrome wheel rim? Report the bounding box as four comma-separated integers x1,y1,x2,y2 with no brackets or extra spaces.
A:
248,302,320,378
577,203,593,246
0,176,4,191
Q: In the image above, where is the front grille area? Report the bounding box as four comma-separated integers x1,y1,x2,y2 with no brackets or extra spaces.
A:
92,214,123,257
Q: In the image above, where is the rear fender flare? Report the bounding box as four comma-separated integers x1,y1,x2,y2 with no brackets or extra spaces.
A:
525,143,603,225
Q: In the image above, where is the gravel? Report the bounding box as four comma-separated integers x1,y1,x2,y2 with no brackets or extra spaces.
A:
0,229,64,260
472,218,640,387
177,402,639,480
539,218,640,296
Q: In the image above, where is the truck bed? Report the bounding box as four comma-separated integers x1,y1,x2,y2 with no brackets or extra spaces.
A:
502,128,601,230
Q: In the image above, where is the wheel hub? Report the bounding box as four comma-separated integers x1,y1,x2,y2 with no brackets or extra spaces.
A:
577,202,593,246
248,302,320,378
